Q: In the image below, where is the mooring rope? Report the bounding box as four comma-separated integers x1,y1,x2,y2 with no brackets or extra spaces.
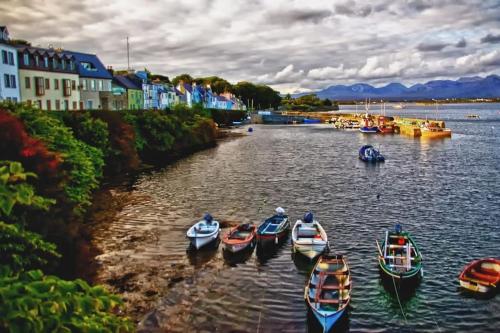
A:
391,274,408,323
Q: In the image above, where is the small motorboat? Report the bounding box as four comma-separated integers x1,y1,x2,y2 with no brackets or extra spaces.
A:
376,224,423,288
257,207,290,245
186,214,220,250
359,145,385,162
458,258,500,294
222,223,256,253
359,126,379,133
292,212,328,260
466,114,480,119
305,254,351,333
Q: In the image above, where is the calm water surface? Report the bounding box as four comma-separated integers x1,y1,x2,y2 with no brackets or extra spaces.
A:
93,103,500,332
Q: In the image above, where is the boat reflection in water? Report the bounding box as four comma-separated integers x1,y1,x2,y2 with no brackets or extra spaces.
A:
186,238,220,268
222,243,255,266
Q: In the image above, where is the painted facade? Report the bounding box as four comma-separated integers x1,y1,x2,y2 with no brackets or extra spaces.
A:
16,45,80,110
113,74,143,110
0,26,20,102
68,51,112,110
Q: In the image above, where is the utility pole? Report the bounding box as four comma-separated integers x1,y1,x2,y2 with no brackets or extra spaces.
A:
126,36,130,70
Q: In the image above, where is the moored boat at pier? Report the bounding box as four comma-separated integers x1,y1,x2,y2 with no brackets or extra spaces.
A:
222,223,256,253
292,212,328,260
186,214,220,250
305,254,351,333
257,207,290,245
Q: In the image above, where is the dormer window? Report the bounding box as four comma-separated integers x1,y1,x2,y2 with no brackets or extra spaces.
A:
69,60,74,70
44,56,49,68
34,55,39,67
23,53,29,65
52,58,58,69
81,62,97,71
61,59,66,70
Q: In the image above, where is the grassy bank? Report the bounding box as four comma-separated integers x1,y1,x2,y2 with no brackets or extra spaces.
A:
0,102,223,332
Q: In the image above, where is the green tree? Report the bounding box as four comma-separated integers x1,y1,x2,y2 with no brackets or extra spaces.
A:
172,74,194,87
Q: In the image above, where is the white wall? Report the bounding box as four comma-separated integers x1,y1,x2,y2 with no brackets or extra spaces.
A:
0,44,20,102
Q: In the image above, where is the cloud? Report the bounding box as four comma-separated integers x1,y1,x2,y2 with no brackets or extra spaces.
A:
417,42,449,52
266,9,332,25
0,0,499,94
480,33,500,44
455,38,467,48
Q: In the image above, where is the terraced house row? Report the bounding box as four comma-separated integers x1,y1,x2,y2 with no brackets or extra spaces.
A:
0,26,246,111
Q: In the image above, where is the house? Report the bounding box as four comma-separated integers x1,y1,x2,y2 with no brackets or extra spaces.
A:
176,81,193,107
136,71,160,110
113,74,143,110
0,26,20,103
66,51,112,110
16,44,80,111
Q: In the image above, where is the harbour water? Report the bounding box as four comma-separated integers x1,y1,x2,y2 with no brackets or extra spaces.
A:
89,103,500,332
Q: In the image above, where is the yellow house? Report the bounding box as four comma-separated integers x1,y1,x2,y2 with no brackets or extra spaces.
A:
16,45,80,110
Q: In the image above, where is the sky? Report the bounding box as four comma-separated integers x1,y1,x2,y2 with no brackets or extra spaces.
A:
1,0,499,94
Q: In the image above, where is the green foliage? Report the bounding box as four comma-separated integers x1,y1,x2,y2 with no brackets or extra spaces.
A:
0,222,60,273
195,76,233,94
0,161,54,217
233,81,282,110
281,94,339,111
11,106,104,212
172,73,194,86
0,270,133,333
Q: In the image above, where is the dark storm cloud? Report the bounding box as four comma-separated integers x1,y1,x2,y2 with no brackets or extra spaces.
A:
0,0,498,93
266,9,333,25
417,42,448,52
480,33,500,44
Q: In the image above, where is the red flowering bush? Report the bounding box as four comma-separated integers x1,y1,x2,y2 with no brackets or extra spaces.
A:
0,109,61,179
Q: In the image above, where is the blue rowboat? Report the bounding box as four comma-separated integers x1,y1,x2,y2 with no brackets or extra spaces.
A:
305,254,351,333
304,118,321,124
359,126,379,133
256,207,290,245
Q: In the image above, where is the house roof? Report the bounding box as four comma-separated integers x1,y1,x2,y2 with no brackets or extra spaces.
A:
15,45,75,60
183,83,193,93
216,95,228,101
65,51,112,79
113,75,141,90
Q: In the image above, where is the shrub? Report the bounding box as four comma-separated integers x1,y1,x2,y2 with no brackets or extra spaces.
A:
0,270,133,333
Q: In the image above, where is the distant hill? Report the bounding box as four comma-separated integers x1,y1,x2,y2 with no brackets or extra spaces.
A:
294,75,500,101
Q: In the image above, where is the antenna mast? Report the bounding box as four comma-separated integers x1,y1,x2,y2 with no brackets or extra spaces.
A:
126,36,130,70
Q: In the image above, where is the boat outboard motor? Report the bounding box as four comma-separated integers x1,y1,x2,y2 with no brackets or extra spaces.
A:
204,213,213,224
395,224,402,234
304,212,314,224
275,207,285,216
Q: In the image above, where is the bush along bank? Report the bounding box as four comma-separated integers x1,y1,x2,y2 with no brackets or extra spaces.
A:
0,102,219,332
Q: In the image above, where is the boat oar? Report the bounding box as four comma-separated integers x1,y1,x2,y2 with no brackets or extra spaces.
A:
375,239,384,259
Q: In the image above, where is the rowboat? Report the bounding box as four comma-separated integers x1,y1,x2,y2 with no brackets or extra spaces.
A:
186,214,220,250
376,225,423,287
222,223,256,253
458,258,500,294
292,213,328,260
256,207,290,245
359,145,385,162
305,254,351,333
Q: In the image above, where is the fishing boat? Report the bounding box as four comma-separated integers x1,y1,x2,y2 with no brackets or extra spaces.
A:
420,123,452,139
466,114,480,119
305,254,351,333
458,258,500,294
222,223,256,253
292,212,328,260
376,224,423,287
359,145,385,162
256,207,290,245
186,214,220,250
377,116,394,134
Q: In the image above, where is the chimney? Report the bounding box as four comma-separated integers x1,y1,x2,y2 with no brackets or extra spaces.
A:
107,66,114,75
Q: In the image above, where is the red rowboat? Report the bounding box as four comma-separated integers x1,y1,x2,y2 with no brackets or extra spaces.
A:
222,223,256,253
458,258,500,293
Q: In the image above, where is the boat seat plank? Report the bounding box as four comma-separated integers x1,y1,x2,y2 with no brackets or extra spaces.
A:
317,299,340,304
478,267,500,276
387,244,410,249
385,255,415,260
469,270,498,283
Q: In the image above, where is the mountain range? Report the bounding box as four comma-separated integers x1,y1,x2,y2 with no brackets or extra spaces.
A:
295,75,500,101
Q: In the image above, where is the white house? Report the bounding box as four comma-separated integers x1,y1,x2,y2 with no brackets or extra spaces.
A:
0,26,20,102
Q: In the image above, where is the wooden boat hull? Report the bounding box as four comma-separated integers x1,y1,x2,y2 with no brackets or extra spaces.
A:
420,128,452,139
458,258,500,294
293,242,327,259
188,233,219,250
187,221,220,250
359,126,379,133
292,220,328,260
305,254,351,333
257,216,290,245
222,224,256,253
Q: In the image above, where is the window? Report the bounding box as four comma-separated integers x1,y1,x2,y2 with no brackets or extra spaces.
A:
44,56,49,68
90,80,96,91
46,100,51,111
8,52,14,65
25,77,31,89
61,59,66,70
73,101,77,110
10,75,16,89
35,55,39,67
62,79,71,97
37,100,42,109
45,78,50,90
64,100,69,111
69,61,74,71
52,58,58,69
98,80,103,91
23,53,29,66
4,74,10,88
54,79,59,90
1,50,7,64
82,79,88,91
86,100,93,109
71,80,76,90
55,100,60,110
81,62,97,71
35,77,45,96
